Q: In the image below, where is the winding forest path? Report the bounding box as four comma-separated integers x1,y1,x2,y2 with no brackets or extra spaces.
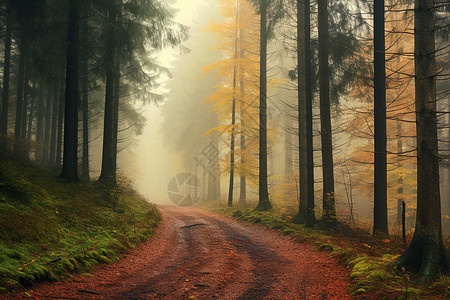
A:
11,205,351,299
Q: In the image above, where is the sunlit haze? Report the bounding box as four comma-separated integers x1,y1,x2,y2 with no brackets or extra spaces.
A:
134,0,210,203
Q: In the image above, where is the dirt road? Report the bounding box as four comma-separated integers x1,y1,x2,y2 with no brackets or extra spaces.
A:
8,205,351,299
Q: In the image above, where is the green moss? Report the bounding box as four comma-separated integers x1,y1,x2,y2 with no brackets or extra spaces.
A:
282,228,296,235
96,238,126,254
351,288,366,295
78,257,91,269
316,243,336,252
0,267,15,279
16,271,35,286
89,251,110,264
347,255,407,297
395,288,422,300
0,158,161,292
330,248,356,265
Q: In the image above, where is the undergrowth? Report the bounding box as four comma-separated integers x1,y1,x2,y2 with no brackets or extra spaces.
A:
213,205,449,300
0,158,161,292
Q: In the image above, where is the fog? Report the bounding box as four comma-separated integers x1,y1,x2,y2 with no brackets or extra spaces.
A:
132,0,217,204
107,0,450,235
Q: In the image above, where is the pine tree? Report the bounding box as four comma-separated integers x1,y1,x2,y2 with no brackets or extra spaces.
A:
256,0,271,210
373,0,388,235
60,0,80,182
395,0,449,282
0,2,13,152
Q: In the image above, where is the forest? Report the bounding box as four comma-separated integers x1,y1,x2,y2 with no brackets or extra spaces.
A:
0,0,449,298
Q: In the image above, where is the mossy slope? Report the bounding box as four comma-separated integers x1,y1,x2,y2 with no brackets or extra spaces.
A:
0,158,161,292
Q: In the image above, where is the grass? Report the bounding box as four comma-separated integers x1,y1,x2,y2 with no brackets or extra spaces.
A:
212,204,449,299
0,157,161,292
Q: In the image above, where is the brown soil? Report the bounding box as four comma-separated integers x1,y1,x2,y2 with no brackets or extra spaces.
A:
3,205,351,299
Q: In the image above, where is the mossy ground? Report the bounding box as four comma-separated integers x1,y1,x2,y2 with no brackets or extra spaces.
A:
212,204,449,299
0,158,161,292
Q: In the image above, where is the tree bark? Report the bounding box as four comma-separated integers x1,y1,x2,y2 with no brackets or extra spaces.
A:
49,78,61,165
284,118,293,176
305,0,316,227
111,0,122,187
228,4,239,207
239,4,246,205
56,80,64,166
0,2,13,152
26,83,35,141
60,0,80,182
447,95,450,216
111,0,124,184
239,90,246,204
111,55,120,181
20,65,30,140
13,39,26,160
256,0,271,211
318,0,336,227
35,84,45,161
373,0,389,235
42,82,56,165
228,96,236,207
98,4,118,186
295,0,308,224
239,135,246,204
81,1,90,180
396,0,449,281
397,121,404,225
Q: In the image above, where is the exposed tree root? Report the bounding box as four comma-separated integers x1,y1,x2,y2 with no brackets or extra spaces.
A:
255,200,272,211
292,213,306,225
395,234,449,283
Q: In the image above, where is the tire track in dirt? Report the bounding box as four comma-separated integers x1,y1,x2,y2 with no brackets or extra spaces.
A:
3,205,351,299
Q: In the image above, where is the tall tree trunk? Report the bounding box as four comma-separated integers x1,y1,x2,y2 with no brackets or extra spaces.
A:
0,2,13,152
27,83,35,141
228,87,236,207
60,0,80,182
318,0,336,227
257,0,271,211
373,0,388,235
49,78,61,165
13,39,26,160
56,80,64,166
239,81,246,204
284,119,293,176
239,5,246,205
20,65,29,140
446,96,450,216
98,5,117,186
239,133,246,204
81,68,90,180
295,0,308,224
35,84,45,161
304,0,316,227
111,55,120,180
81,1,90,180
228,4,239,207
397,121,404,225
111,0,123,183
42,82,56,165
444,95,450,216
396,0,449,281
